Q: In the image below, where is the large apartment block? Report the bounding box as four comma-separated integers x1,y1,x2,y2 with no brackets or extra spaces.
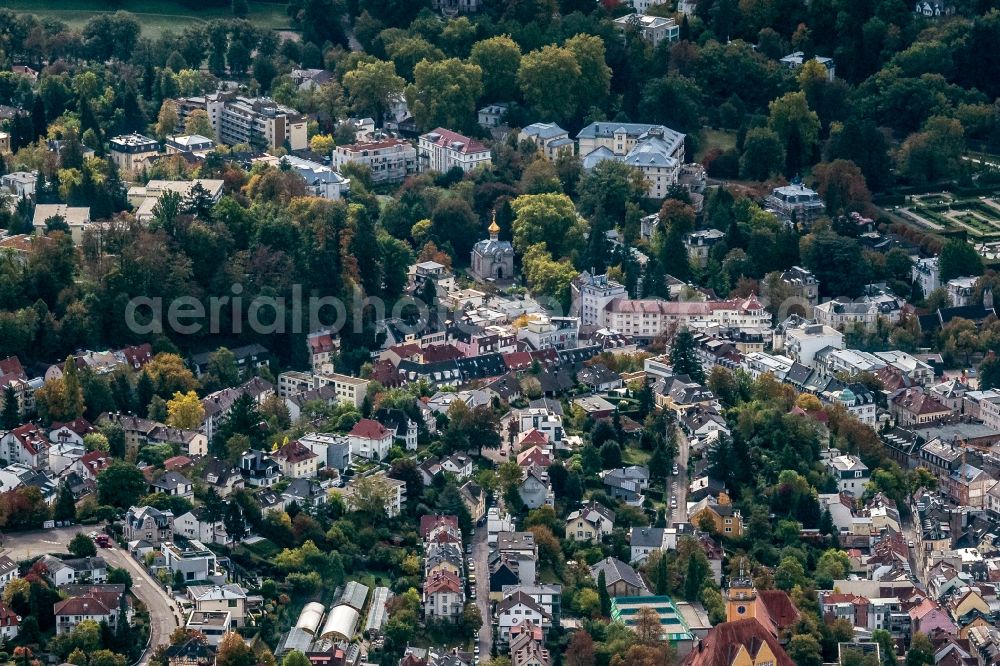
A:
332,138,418,184
177,93,307,151
418,127,492,173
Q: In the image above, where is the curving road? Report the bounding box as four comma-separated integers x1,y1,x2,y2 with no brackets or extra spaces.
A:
1,526,179,666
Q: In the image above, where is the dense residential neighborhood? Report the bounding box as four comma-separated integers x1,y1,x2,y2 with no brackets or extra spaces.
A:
3,2,1000,666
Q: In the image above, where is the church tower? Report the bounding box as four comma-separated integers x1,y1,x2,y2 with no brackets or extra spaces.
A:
725,565,758,622
488,209,500,241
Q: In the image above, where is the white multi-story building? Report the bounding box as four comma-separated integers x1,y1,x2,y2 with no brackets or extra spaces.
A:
312,371,370,410
613,13,680,46
1,171,37,199
519,123,574,161
572,273,629,327
874,350,935,386
516,316,580,350
577,122,685,199
628,0,670,12
418,127,492,173
825,385,877,425
332,138,417,184
109,133,159,177
912,257,940,296
274,155,349,200
603,296,771,342
946,276,978,307
815,348,886,377
764,183,826,223
827,454,870,494
777,320,844,367
510,408,563,447
742,352,795,381
185,93,307,150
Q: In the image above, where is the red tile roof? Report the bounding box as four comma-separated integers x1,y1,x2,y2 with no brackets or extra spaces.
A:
503,352,533,371
0,356,25,380
0,602,18,627
757,590,800,632
349,418,391,441
80,450,111,476
119,344,153,369
892,389,950,416
683,619,795,666
419,514,459,539
423,569,462,595
422,128,487,155
163,455,193,470
421,344,464,363
54,595,113,617
519,429,548,446
10,423,48,456
308,334,337,353
273,439,319,463
50,418,96,437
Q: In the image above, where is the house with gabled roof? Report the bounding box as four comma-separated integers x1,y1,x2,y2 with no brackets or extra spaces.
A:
423,570,463,622
375,408,418,451
200,457,243,498
591,557,648,598
125,505,174,546
518,466,554,510
48,418,96,448
150,471,193,498
497,592,551,644
41,555,107,586
1,423,50,469
54,594,119,634
348,418,393,461
516,445,551,469
460,480,485,523
271,439,319,479
566,502,615,543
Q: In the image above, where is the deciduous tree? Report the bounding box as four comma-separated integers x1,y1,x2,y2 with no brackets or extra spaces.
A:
343,59,406,128
470,36,522,102
518,45,581,125
167,390,205,430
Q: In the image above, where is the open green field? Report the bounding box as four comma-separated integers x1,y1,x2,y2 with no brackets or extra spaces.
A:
696,128,737,161
0,0,294,37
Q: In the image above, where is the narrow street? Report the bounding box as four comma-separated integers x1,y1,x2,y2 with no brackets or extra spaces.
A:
1,527,179,666
472,525,492,657
671,426,691,521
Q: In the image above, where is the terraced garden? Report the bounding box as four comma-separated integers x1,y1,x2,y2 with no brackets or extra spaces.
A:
898,192,1000,239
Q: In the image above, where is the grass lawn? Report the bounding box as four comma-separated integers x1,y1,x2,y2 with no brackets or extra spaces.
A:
0,0,294,37
696,128,737,161
622,445,651,466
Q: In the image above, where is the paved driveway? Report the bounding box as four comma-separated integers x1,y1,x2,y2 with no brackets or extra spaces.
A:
1,526,180,666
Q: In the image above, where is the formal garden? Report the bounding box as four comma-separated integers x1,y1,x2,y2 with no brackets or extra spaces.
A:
897,191,1000,240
